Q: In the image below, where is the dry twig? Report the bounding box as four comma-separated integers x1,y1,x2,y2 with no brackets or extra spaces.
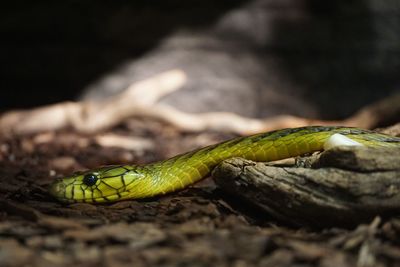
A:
1,69,399,136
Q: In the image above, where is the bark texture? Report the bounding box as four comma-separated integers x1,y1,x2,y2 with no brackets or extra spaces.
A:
213,147,400,227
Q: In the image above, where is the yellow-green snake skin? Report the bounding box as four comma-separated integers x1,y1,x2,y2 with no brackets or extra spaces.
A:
49,126,400,203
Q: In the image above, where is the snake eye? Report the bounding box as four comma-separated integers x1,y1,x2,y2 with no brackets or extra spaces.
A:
83,173,98,186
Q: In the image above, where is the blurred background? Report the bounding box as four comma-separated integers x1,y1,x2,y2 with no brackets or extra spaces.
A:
2,3,400,267
2,0,399,119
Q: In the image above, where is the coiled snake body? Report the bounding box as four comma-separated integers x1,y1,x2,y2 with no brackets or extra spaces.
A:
49,126,400,203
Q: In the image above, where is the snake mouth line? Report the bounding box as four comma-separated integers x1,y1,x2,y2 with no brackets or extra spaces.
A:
49,178,127,203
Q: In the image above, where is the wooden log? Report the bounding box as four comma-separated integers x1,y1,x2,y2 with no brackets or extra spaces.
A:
212,147,400,227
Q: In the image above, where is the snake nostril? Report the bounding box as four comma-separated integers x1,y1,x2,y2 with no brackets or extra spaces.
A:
49,181,66,196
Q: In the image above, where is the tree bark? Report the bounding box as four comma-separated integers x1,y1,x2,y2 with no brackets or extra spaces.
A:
213,147,400,227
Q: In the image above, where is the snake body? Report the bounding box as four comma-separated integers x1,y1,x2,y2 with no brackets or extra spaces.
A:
49,126,400,203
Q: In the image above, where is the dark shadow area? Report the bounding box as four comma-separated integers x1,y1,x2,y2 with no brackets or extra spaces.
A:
270,0,400,119
1,0,248,110
2,0,399,120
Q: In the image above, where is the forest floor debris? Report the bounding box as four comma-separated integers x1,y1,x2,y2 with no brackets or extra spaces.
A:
1,118,400,267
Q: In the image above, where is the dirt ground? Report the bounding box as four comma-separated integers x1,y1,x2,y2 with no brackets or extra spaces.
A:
1,118,400,267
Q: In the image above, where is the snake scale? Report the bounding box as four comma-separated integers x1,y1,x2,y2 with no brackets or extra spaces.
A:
49,126,400,203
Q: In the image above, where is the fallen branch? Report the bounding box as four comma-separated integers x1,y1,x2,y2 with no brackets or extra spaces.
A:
1,68,399,136
212,147,400,227
0,69,187,135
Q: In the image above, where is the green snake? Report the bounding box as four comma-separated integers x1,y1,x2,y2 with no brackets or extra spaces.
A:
49,126,400,203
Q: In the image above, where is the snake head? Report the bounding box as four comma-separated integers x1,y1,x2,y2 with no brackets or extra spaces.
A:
49,165,147,203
